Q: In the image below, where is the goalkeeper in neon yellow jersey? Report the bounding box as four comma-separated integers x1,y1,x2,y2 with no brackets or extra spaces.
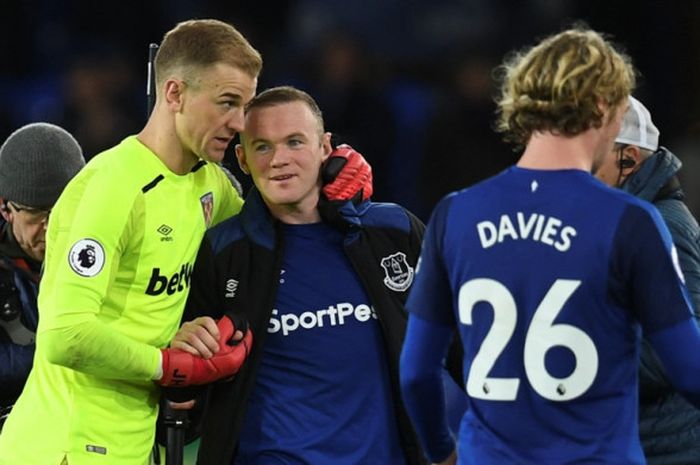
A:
0,18,372,465
0,19,261,465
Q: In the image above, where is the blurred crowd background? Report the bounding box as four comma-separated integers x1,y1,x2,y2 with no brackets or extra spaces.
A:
2,0,700,221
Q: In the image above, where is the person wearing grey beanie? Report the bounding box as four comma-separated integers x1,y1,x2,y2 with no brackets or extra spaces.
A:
0,122,86,262
0,122,85,430
594,96,700,465
0,122,86,210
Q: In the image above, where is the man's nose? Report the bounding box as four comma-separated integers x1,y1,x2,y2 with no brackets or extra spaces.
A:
226,108,245,133
270,146,290,167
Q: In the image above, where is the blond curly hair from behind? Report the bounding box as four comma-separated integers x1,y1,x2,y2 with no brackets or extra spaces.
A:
495,26,636,150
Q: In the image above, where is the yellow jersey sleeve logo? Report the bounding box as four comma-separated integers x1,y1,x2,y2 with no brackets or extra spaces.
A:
68,238,106,277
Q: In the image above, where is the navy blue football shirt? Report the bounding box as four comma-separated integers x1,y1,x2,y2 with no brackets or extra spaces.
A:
405,167,696,464
236,222,405,465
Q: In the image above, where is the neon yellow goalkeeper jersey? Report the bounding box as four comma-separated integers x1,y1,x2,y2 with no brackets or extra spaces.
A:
0,136,243,465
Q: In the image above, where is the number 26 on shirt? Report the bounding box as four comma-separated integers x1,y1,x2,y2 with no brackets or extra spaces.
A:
460,278,598,402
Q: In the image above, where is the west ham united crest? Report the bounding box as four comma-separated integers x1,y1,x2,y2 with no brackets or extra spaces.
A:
200,192,214,227
380,252,414,292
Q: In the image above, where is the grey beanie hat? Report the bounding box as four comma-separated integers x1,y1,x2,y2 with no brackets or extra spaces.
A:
0,122,86,208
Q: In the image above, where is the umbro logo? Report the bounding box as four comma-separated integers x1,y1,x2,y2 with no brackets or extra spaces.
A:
157,224,173,242
225,278,238,298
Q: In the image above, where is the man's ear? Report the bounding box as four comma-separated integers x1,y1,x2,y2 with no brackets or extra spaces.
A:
321,132,333,162
163,79,186,111
235,144,250,175
620,145,642,177
0,200,12,223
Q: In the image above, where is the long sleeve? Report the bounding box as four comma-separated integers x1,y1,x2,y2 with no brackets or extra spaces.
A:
400,314,456,462
41,321,160,380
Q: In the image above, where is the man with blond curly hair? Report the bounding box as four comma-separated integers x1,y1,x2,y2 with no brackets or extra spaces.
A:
400,26,700,465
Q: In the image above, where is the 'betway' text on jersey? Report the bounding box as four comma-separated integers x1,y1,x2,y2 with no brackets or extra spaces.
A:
145,264,193,295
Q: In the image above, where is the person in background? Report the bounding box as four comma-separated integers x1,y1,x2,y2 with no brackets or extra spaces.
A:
594,96,700,464
399,26,700,465
0,122,85,427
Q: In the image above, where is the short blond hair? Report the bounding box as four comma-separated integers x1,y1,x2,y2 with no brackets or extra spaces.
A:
155,19,262,89
495,26,635,150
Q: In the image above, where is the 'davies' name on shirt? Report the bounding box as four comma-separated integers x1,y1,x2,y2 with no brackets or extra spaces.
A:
477,212,577,252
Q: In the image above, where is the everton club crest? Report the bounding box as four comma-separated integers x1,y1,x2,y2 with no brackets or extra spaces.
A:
380,252,414,292
200,192,214,228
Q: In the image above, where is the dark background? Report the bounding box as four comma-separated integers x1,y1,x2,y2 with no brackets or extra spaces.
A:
2,0,699,220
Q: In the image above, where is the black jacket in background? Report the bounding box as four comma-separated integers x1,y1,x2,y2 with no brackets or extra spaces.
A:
0,218,41,408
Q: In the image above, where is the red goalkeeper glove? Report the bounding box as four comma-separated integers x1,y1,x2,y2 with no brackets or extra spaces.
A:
321,144,373,202
158,315,252,387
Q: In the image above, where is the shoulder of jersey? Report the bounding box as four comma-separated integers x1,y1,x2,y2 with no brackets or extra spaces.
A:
77,141,167,193
206,213,246,255
361,202,413,233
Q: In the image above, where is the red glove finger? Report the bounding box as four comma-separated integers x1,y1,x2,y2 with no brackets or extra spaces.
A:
322,144,373,202
217,314,235,344
159,317,253,387
206,328,253,380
